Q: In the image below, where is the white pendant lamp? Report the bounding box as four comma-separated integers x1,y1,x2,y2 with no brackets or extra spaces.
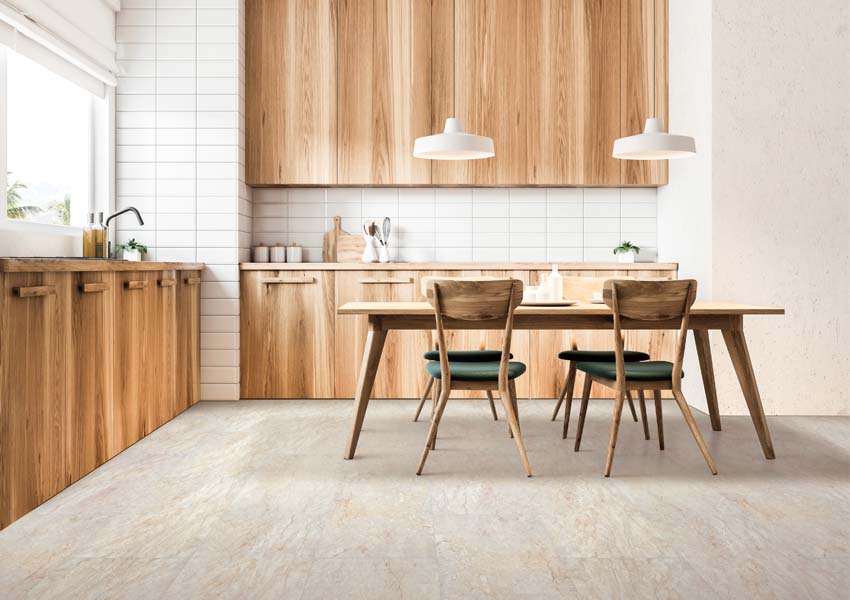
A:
413,1,494,161
612,1,695,160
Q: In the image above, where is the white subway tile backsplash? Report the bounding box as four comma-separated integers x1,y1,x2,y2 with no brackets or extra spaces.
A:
156,43,196,59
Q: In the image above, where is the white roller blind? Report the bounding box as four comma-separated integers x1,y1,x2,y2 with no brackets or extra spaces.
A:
0,0,116,97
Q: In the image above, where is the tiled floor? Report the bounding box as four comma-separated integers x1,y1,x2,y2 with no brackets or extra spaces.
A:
1,400,847,599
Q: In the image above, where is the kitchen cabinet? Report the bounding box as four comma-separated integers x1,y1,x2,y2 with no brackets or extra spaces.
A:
240,270,335,398
335,270,430,398
0,272,72,528
246,0,337,185
69,272,115,482
620,0,668,185
177,272,202,411
111,272,156,452
147,271,178,434
337,0,432,185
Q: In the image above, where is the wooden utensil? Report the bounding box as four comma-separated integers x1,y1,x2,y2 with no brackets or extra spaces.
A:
323,216,364,262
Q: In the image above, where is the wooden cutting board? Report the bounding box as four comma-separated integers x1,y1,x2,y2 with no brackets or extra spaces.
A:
323,216,364,263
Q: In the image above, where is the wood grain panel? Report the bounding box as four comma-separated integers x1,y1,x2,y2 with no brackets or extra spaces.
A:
432,0,528,185
111,272,156,453
148,271,177,434
69,272,114,483
246,0,337,184
338,0,431,184
527,0,620,185
620,0,668,185
177,271,201,410
0,272,71,528
335,270,431,398
240,270,335,398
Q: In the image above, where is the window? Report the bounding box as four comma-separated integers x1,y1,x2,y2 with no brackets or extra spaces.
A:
2,48,94,227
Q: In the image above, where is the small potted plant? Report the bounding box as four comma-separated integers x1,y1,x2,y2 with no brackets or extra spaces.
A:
115,238,148,262
613,240,640,263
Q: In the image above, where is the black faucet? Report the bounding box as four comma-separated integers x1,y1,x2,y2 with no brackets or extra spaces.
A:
105,207,145,258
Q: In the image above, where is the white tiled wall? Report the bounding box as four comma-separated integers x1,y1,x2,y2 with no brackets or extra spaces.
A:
116,0,251,402
252,187,658,263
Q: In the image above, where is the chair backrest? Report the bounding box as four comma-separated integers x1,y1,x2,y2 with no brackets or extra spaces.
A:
428,278,523,387
604,279,697,385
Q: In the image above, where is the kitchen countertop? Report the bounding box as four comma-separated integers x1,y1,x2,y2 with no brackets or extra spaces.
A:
240,262,678,271
0,258,205,272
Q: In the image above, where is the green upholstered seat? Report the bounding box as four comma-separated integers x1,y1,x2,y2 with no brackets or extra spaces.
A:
425,360,527,381
558,349,650,362
576,360,682,382
423,350,511,362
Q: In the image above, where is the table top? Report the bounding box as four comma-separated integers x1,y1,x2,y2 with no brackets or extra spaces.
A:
337,301,785,316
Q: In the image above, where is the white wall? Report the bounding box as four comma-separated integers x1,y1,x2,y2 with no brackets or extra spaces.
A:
711,0,850,416
252,187,659,263
115,0,251,401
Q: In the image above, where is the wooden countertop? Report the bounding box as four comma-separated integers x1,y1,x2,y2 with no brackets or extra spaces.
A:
0,258,205,273
240,262,678,271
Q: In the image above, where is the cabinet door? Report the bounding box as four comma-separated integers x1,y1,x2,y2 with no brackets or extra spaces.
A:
148,271,178,433
432,0,529,185
69,272,114,483
334,270,430,399
177,271,201,411
620,0,668,185
246,0,337,185
338,0,431,184
527,0,621,185
0,272,71,528
241,270,335,398
112,272,156,453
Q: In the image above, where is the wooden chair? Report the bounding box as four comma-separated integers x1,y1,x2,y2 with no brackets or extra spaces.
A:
417,278,532,477
551,276,651,440
573,279,717,477
413,350,502,422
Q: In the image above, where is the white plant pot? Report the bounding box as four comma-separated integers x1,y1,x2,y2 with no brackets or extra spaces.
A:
617,251,635,264
124,249,142,262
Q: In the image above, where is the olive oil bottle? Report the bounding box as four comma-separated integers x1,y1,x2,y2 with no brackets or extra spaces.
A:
83,212,108,258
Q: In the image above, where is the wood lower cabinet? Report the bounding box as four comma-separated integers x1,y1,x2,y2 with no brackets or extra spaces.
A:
240,270,335,398
335,270,431,398
148,271,178,434
177,272,201,410
0,272,72,528
69,272,115,482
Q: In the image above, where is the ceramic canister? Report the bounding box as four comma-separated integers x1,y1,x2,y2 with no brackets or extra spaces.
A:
269,244,286,263
252,245,270,262
286,245,303,263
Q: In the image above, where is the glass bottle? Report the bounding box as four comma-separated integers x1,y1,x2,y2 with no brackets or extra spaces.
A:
93,212,108,258
82,213,96,257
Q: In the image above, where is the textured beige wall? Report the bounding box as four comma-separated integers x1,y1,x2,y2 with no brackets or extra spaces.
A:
712,0,850,415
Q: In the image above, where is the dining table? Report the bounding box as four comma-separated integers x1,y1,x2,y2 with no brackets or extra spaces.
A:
338,300,785,461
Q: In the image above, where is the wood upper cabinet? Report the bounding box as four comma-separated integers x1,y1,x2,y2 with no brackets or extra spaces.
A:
177,272,201,411
240,270,335,398
69,272,115,482
0,272,72,528
246,0,337,185
334,270,431,398
527,0,621,185
337,0,432,184
620,0,668,185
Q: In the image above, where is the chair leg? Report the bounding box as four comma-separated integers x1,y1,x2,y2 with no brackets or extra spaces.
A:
561,362,578,439
486,390,498,421
502,382,533,477
430,379,440,449
417,384,450,475
574,375,593,452
510,380,520,433
637,389,650,440
672,389,718,475
551,363,573,420
626,390,638,422
604,389,627,477
653,389,664,450
413,376,435,422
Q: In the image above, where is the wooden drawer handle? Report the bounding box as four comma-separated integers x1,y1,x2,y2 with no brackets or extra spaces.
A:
359,277,413,285
124,280,148,290
158,279,176,288
261,276,315,284
185,276,201,285
14,286,55,298
80,283,109,293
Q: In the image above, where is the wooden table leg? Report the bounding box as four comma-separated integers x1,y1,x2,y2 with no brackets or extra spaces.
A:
344,317,387,459
721,323,776,460
694,329,722,431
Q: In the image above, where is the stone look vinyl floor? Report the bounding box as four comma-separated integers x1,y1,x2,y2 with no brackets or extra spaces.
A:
0,400,847,599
